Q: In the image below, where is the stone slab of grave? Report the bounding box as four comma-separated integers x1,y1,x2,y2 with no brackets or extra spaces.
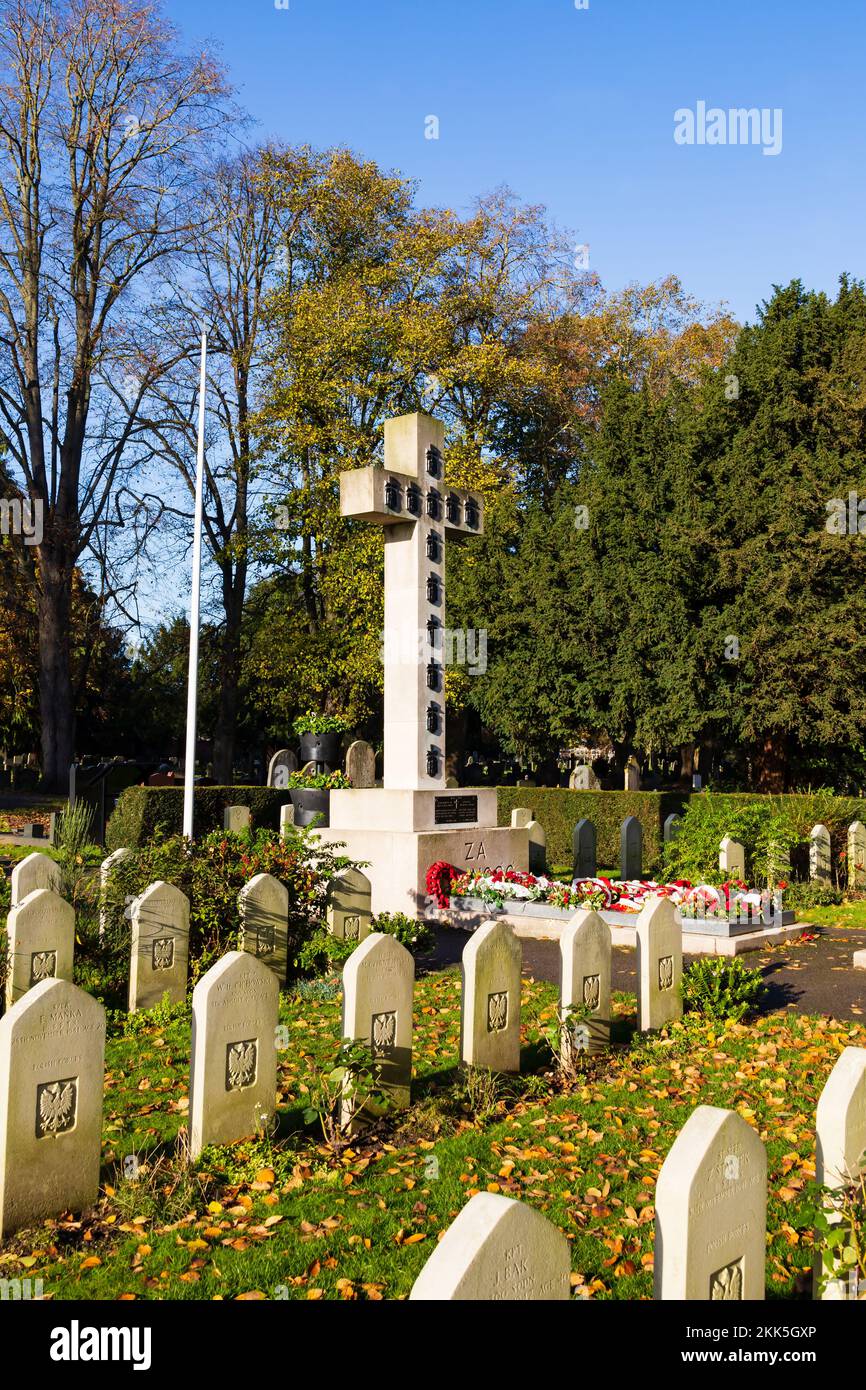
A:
189,951,279,1159
238,873,289,984
99,846,131,938
129,881,190,1012
718,835,745,880
5,888,75,1008
316,412,528,916
814,1046,866,1299
409,1191,571,1301
11,851,60,907
810,823,832,882
663,813,682,844
326,866,372,943
848,820,866,890
560,909,611,1057
224,804,251,833
267,748,297,789
636,894,682,1031
279,802,295,833
0,978,105,1238
572,817,597,878
510,806,533,829
854,950,866,971
341,932,414,1131
460,919,522,1072
569,763,599,791
619,815,643,880
624,756,641,791
526,818,546,874
345,739,376,789
654,1105,767,1300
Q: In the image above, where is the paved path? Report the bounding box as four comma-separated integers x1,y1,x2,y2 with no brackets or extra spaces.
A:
427,927,866,1022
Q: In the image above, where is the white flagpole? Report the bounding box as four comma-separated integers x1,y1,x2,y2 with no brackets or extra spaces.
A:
182,325,208,840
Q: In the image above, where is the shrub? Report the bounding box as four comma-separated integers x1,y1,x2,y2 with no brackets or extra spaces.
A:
293,711,349,737
372,911,436,956
495,788,685,872
294,927,357,977
783,880,844,908
105,786,294,849
54,801,99,906
287,771,350,789
813,1174,866,1299
682,957,766,1023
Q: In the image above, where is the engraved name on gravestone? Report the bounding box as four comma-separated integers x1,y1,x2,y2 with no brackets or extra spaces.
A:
572,818,597,879
560,909,611,1058
326,866,372,943
6,889,75,1008
636,894,683,1032
461,920,522,1072
11,851,60,908
0,979,105,1238
129,882,190,1012
238,873,289,984
654,1105,767,1300
409,1191,571,1301
341,933,414,1129
189,952,279,1159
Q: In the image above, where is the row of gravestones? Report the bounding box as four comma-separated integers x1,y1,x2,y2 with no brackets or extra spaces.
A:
410,1042,866,1300
513,807,648,880
266,740,378,790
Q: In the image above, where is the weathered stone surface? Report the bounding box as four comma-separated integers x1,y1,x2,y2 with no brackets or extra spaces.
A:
99,847,131,938
223,804,251,833
345,739,376,789
409,1191,571,1300
461,920,521,1072
719,836,745,880
341,933,414,1125
569,764,599,790
526,818,546,874
816,1046,866,1191
326,867,372,943
810,823,832,882
279,802,295,833
5,889,75,1008
238,873,288,984
11,851,60,907
189,952,279,1158
848,821,866,890
267,748,297,788
654,1105,767,1300
572,818,597,878
128,881,190,1012
510,807,534,829
0,979,105,1237
620,815,643,880
636,894,682,1032
560,909,611,1056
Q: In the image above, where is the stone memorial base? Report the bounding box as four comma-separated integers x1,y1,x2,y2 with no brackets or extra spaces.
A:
317,788,529,917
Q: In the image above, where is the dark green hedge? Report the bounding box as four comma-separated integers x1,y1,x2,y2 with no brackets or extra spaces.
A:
496,788,688,871
105,786,293,849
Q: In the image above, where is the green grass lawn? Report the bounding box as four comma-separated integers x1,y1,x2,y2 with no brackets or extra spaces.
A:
3,966,858,1302
795,900,866,930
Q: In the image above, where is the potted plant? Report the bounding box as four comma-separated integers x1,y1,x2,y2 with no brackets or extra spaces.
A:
288,769,350,827
293,711,349,771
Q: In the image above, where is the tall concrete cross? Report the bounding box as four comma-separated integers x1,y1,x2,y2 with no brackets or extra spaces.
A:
340,412,484,791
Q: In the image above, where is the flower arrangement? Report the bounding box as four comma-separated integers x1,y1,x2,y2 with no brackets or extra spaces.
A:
287,770,351,790
425,860,454,908
292,711,349,737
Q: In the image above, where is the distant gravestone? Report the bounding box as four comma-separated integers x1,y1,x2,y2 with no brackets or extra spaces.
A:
189,951,279,1159
620,815,643,880
5,889,75,1008
99,847,131,938
526,819,546,874
326,866,372,943
848,821,866,890
654,1105,767,1300
345,739,376,789
624,757,641,791
11,852,60,908
445,776,460,789
510,807,534,830
572,818,597,879
855,950,866,971
267,749,297,789
409,1192,571,1301
341,933,414,1127
279,802,295,834
461,920,521,1072
663,813,682,845
815,1046,866,1298
810,823,832,882
560,909,611,1057
129,881,190,1012
238,873,288,984
569,764,599,791
636,894,682,1032
0,979,105,1237
223,804,251,834
718,836,746,881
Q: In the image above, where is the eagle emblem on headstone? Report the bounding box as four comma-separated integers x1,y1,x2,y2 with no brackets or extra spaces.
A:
371,1011,397,1056
30,950,57,984
487,991,508,1032
658,955,674,991
152,937,174,971
583,974,600,1010
226,1040,257,1091
711,1260,743,1300
36,1079,77,1137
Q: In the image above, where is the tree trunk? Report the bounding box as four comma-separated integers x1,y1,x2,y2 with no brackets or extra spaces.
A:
752,735,789,792
37,565,75,790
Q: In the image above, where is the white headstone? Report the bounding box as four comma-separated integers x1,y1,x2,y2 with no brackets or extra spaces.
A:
11,851,60,907
0,979,105,1237
189,951,279,1159
99,847,131,938
129,881,190,1012
854,950,866,971
326,866,372,942
654,1105,767,1300
510,806,534,829
569,764,598,791
224,804,251,833
345,739,376,789
718,836,746,880
810,823,832,882
815,1046,866,1299
342,933,414,1126
5,889,75,1008
526,818,546,874
636,894,682,1032
560,909,611,1057
267,748,297,788
238,873,288,983
409,1192,571,1300
461,920,521,1072
279,801,295,834
848,821,866,890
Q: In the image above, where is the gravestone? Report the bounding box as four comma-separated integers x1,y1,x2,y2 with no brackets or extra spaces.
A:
624,757,641,791
445,776,460,789
341,933,414,1127
572,818,597,879
526,818,546,874
99,846,131,938
815,1046,866,1298
129,881,190,1012
569,764,598,791
636,894,682,1032
409,1191,571,1301
5,889,75,1008
810,823,832,882
345,739,376,789
510,807,534,830
326,866,372,943
655,1106,766,1300
11,851,60,907
663,813,682,844
848,821,866,890
238,873,288,984
719,836,745,880
189,951,279,1159
267,748,297,789
460,920,521,1072
620,815,643,880
279,802,295,833
560,909,611,1057
0,979,105,1237
224,804,251,834
855,950,866,971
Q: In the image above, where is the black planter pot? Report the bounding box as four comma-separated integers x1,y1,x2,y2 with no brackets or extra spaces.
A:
289,787,330,827
299,732,341,771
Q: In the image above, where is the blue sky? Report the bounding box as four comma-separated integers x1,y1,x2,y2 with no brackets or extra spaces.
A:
167,0,866,323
